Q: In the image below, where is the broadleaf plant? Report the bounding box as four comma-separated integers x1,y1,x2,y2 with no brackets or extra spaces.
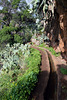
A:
0,43,30,73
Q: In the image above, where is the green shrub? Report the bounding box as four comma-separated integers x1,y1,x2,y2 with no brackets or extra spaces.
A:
14,34,23,43
39,43,60,57
45,47,60,57
0,26,19,44
0,25,32,45
0,48,41,100
60,68,67,75
39,43,46,47
0,43,30,72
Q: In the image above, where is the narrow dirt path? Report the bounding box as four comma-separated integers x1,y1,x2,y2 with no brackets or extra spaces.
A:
29,46,50,100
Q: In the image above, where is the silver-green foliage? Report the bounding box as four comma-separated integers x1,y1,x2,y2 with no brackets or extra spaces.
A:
37,36,44,44
0,43,30,72
33,33,49,44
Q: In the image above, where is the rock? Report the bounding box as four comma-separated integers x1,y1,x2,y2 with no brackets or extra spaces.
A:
48,0,67,60
56,0,67,60
36,41,40,46
31,38,36,44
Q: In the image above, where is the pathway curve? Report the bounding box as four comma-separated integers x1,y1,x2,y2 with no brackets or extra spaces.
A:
29,46,67,100
29,46,50,100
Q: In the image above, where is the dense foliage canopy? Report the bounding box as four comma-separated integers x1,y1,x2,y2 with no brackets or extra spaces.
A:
0,0,36,45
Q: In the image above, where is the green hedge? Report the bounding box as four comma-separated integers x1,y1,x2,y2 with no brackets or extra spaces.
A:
0,48,41,100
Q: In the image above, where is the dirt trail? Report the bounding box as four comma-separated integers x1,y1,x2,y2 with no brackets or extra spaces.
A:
29,46,50,100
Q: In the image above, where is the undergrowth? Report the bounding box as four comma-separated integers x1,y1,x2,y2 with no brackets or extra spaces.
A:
0,48,41,100
39,43,60,57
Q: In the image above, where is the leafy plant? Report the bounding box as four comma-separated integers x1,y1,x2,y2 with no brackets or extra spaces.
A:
0,48,41,100
0,26,19,44
39,43,60,57
0,43,30,72
60,68,67,75
14,34,23,43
